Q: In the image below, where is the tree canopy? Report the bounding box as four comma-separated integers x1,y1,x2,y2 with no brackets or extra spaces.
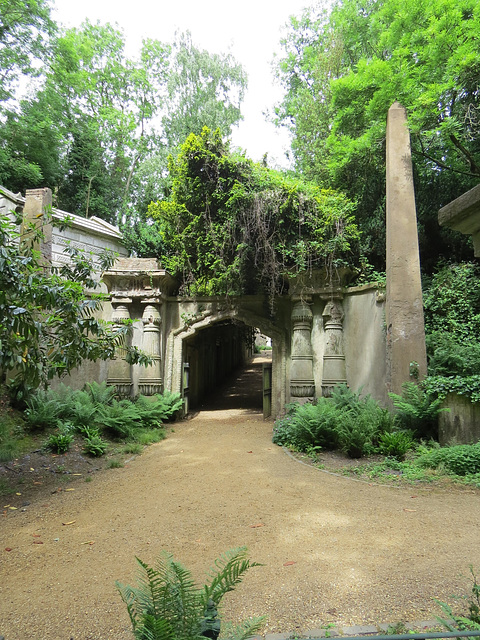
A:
0,18,247,226
147,128,360,305
274,0,480,270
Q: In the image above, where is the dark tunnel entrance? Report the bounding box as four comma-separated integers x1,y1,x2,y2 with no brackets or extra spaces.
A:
181,320,272,413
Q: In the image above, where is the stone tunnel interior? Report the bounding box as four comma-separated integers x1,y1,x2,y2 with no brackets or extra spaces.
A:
181,319,272,412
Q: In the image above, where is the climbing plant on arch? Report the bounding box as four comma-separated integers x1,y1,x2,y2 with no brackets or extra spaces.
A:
147,128,360,304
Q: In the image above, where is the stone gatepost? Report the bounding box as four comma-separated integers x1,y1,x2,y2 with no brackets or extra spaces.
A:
290,297,315,403
321,299,347,396
139,302,163,396
21,188,53,266
107,302,133,397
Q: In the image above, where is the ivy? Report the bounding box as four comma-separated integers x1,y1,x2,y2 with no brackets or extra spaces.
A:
148,128,360,308
422,375,480,404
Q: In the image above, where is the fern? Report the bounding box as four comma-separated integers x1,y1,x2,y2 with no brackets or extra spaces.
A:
116,548,264,640
83,380,116,406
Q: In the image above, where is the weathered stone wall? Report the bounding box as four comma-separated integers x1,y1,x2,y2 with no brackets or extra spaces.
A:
439,394,480,445
343,285,387,405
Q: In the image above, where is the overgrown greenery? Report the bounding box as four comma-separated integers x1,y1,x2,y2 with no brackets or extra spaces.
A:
0,212,150,403
116,547,264,640
274,0,479,271
147,127,360,304
22,381,183,457
273,385,395,459
421,262,480,402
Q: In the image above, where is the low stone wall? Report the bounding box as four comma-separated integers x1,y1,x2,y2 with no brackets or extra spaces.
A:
439,393,480,445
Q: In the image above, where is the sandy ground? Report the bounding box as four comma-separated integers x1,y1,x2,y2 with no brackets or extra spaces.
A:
1,356,480,639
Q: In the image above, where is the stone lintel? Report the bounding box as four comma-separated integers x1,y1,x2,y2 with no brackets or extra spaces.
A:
438,183,480,256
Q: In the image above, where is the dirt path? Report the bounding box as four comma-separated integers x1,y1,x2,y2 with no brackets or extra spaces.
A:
1,357,480,639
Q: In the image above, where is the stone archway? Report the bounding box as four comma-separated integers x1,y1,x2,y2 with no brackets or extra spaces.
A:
164,306,287,418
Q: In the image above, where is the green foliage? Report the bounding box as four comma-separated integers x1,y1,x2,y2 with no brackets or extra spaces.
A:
377,431,416,461
0,413,24,462
417,442,480,476
436,566,480,632
45,431,74,454
274,0,479,270
82,428,108,457
423,375,480,404
95,399,142,440
273,385,394,458
135,392,183,428
22,384,181,458
0,0,56,105
24,390,64,431
116,547,264,640
389,382,446,440
148,128,360,304
0,212,149,403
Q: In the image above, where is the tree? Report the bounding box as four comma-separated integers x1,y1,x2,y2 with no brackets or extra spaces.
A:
161,31,247,149
274,0,480,270
0,0,56,106
147,128,360,307
0,211,149,402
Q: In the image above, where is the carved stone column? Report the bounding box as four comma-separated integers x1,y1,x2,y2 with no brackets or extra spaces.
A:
107,302,133,397
321,299,347,396
290,297,315,403
138,302,163,396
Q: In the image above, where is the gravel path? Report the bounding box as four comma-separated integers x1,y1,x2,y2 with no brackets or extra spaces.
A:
1,357,480,639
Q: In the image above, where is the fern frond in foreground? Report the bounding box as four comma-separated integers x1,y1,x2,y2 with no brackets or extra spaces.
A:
116,547,265,640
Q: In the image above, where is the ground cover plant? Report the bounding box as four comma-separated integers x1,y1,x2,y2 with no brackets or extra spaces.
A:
23,381,183,458
116,547,265,640
273,383,480,488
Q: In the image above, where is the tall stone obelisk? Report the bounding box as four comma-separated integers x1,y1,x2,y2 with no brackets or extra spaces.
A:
385,102,427,395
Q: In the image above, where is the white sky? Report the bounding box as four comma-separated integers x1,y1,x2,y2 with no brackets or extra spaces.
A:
51,0,311,168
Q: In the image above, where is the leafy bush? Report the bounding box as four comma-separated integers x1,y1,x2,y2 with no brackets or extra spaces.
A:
83,380,117,406
272,401,339,451
417,442,480,476
273,385,395,458
82,427,108,457
389,382,445,440
135,393,182,428
45,431,74,454
378,431,415,460
116,547,264,640
24,390,64,430
95,399,141,440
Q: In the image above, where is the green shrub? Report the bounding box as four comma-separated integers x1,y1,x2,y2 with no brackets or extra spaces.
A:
417,442,480,476
378,431,416,460
116,547,264,640
336,411,378,459
273,385,395,458
82,428,108,457
24,391,63,430
139,391,183,423
45,431,74,454
273,400,340,451
83,380,117,406
95,399,141,440
389,381,445,439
